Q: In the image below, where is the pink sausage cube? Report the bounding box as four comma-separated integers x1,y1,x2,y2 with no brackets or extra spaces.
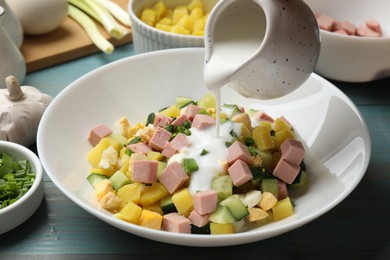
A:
333,29,348,35
182,104,201,121
277,179,289,200
88,124,112,146
127,142,152,154
172,114,189,126
192,189,217,215
333,21,356,35
162,213,191,233
170,133,190,151
149,127,172,151
132,160,158,183
227,140,253,165
252,110,274,123
161,141,177,158
280,138,305,165
227,159,253,187
159,161,189,194
191,114,216,129
316,14,335,31
356,25,381,37
273,159,300,184
154,114,173,128
188,210,210,228
365,19,382,35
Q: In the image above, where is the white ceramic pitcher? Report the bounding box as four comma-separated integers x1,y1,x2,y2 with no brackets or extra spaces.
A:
204,0,321,99
0,5,26,89
0,0,23,48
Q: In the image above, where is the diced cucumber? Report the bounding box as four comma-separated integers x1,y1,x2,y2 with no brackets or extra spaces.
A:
183,158,199,173
110,170,131,190
211,175,233,201
209,205,236,224
191,223,211,234
157,161,167,178
260,178,279,199
176,96,195,109
160,196,177,214
87,173,108,188
289,170,308,189
197,92,216,109
221,104,241,119
246,108,258,117
220,195,249,221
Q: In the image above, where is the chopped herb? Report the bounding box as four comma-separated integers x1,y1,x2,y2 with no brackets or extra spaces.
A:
200,149,209,156
183,158,199,173
146,112,156,126
244,137,255,146
127,136,142,144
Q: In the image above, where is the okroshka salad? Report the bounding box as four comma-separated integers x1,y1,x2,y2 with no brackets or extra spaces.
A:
86,93,308,234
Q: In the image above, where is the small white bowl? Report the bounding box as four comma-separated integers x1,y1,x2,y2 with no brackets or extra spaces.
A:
0,141,44,234
128,0,218,54
305,0,390,82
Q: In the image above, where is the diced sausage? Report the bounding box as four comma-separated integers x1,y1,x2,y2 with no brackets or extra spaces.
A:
191,114,216,129
280,138,305,165
154,114,173,128
333,29,348,35
227,159,253,187
162,212,191,233
316,14,335,31
365,19,382,35
252,110,274,123
127,142,152,154
161,141,177,158
192,189,218,215
273,159,300,184
188,210,210,228
227,140,253,165
182,104,201,121
356,24,381,37
88,123,112,146
132,160,158,183
149,127,172,151
277,180,288,200
170,133,190,151
159,161,189,194
333,20,356,35
172,114,189,126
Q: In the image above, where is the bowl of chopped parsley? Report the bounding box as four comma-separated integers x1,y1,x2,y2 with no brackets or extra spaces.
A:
0,141,44,234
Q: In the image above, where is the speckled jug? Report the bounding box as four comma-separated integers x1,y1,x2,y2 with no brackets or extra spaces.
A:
0,6,26,88
204,0,321,99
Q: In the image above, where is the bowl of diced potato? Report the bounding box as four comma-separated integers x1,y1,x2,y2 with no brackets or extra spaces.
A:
128,0,219,53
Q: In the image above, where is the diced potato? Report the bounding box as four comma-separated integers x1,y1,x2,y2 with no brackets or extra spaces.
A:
274,117,292,132
159,105,180,117
140,183,169,206
246,207,269,222
142,202,164,215
187,0,204,11
114,201,142,224
138,209,163,230
274,129,295,149
232,113,252,132
146,151,164,161
193,17,206,32
197,92,216,109
141,8,157,27
172,7,188,24
210,223,234,234
87,137,121,168
252,126,275,150
158,17,173,26
272,197,294,221
258,191,278,211
190,7,204,22
258,120,273,132
116,182,142,205
192,30,204,36
172,188,193,214
89,167,113,177
178,15,195,33
152,1,167,21
156,23,172,32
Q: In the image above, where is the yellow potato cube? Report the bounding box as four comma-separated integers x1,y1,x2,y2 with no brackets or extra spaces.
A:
272,197,294,221
95,179,114,202
252,126,275,150
190,7,204,22
274,117,292,132
87,137,117,168
274,130,295,149
142,202,164,215
192,30,204,36
193,18,206,32
258,191,278,211
140,183,169,206
141,8,157,27
152,1,167,21
258,120,273,132
178,15,195,33
232,113,252,132
115,201,142,224
99,191,122,212
187,0,204,11
159,105,180,117
146,151,164,161
163,9,173,19
158,17,173,26
246,207,269,222
170,24,190,35
210,223,234,234
172,7,188,25
116,182,142,205
172,188,193,214
139,209,163,230
89,167,113,177
156,23,172,32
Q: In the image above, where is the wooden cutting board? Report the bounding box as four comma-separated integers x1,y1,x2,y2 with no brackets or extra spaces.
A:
20,0,132,73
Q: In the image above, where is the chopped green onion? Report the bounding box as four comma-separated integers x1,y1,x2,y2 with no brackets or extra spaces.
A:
146,112,156,126
183,158,199,174
200,149,209,156
68,5,114,54
94,0,132,27
127,136,142,144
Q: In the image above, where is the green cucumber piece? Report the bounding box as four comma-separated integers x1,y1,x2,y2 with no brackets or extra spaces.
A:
183,158,199,173
220,195,249,220
87,173,109,188
221,104,241,119
208,205,236,224
260,178,279,199
176,96,195,109
211,175,233,201
191,223,211,234
289,170,308,189
160,196,177,214
109,171,130,190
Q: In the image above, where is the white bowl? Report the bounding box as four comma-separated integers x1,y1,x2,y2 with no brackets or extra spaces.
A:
128,0,218,53
0,141,44,234
304,0,390,82
37,48,371,246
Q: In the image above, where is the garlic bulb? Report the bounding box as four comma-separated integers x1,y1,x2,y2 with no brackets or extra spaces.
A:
0,75,53,147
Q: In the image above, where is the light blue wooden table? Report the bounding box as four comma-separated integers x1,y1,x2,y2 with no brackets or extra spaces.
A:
0,43,389,259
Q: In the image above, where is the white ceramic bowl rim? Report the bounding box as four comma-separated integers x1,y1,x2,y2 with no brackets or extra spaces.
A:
0,141,43,214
